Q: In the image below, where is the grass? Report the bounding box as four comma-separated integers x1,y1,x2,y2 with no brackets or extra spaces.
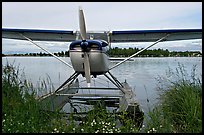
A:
2,63,142,133
2,62,202,133
2,63,63,133
142,63,202,133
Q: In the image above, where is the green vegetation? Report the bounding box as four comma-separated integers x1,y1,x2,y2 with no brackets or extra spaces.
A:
2,63,142,133
2,63,202,133
2,63,63,133
143,64,202,133
3,47,202,57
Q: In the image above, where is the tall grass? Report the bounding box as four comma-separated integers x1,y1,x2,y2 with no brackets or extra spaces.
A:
2,63,66,133
143,63,202,133
3,62,200,133
2,63,142,133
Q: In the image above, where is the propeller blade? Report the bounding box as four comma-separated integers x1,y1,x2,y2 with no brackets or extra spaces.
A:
84,52,91,86
79,6,86,40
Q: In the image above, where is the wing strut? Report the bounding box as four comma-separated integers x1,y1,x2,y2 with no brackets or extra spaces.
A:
19,33,73,68
109,34,170,70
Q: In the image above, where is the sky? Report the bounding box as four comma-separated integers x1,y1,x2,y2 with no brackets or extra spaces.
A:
2,2,202,54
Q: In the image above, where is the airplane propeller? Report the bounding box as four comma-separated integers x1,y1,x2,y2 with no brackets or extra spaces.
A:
79,6,86,41
79,7,91,87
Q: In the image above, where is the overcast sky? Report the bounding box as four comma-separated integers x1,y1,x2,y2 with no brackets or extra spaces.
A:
2,2,202,54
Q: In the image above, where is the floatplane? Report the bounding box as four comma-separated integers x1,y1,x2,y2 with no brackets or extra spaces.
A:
2,7,202,126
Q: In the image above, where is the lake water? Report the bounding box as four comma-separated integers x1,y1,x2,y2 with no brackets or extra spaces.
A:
2,57,202,115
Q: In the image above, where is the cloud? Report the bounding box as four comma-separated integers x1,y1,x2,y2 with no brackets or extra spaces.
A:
2,2,201,30
2,39,70,54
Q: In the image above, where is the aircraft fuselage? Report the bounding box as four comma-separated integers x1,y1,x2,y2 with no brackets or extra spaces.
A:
69,40,110,77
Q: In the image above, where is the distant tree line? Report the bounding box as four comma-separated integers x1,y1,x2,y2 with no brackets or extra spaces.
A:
107,47,202,57
3,47,202,57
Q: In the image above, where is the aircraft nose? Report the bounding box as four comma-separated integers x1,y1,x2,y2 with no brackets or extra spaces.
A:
80,41,89,51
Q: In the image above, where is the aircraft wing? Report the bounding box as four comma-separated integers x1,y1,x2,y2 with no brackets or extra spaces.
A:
110,29,202,42
2,28,202,42
2,28,76,42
